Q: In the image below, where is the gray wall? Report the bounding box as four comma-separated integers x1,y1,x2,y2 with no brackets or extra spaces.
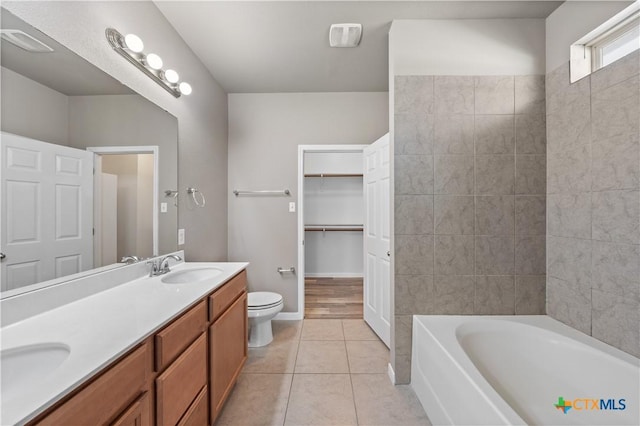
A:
4,1,229,261
228,92,389,312
392,75,547,383
69,95,178,255
1,66,69,145
545,51,640,358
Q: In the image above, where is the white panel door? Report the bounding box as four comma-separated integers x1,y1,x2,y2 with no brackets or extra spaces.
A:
1,132,94,291
363,133,391,347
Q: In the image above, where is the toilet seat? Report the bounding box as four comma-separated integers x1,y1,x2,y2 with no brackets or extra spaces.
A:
248,291,283,310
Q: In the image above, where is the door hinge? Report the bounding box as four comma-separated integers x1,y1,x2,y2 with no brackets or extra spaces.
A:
92,228,95,236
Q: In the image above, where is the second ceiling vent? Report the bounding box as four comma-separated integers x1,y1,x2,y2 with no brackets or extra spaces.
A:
329,23,362,48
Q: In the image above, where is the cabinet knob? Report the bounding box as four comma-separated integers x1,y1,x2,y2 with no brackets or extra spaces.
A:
0,252,5,260
386,251,390,257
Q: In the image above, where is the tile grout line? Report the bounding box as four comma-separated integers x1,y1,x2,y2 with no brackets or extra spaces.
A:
343,320,361,426
282,321,304,425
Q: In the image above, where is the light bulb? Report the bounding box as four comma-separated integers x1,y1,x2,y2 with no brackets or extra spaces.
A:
179,82,192,95
163,69,179,84
145,53,163,70
123,33,144,53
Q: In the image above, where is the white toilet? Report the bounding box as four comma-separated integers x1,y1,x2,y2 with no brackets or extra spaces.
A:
247,291,284,347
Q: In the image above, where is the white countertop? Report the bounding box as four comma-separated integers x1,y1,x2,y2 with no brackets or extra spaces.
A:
0,261,249,426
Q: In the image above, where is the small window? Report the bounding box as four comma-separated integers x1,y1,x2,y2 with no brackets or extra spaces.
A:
591,16,640,70
570,3,640,82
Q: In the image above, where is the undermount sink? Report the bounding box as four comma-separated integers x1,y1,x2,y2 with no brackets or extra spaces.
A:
1,343,71,402
161,267,223,284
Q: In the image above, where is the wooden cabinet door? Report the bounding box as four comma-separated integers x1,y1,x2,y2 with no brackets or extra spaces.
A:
210,291,247,422
110,392,150,426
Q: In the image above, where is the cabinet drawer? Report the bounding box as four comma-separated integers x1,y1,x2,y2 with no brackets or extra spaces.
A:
155,300,207,371
177,386,208,426
156,333,207,426
110,392,150,426
36,342,149,425
209,270,246,322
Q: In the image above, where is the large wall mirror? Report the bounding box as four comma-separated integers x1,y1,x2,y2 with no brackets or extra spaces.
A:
0,8,178,296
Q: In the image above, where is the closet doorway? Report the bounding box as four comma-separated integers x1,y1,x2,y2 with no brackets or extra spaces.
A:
298,145,366,320
297,137,391,345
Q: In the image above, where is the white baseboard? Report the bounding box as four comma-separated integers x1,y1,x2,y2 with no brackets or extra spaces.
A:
304,273,363,278
387,362,396,385
274,312,304,321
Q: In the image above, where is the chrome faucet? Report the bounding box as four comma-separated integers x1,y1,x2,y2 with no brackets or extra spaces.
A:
147,254,182,277
121,255,141,264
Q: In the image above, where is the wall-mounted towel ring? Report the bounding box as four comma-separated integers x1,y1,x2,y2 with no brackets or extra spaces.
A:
164,189,179,207
187,187,206,208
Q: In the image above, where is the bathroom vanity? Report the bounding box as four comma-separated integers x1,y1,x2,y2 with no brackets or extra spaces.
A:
1,260,249,426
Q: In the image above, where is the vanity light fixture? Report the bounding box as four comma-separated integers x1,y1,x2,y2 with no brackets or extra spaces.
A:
105,28,192,98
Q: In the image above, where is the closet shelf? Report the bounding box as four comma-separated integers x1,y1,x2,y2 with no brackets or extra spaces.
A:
305,224,363,232
304,173,363,178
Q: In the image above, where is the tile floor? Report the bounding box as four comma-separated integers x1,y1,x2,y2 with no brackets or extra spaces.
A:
216,319,431,426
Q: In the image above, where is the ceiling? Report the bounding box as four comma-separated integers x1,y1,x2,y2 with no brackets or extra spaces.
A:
156,1,562,93
0,8,133,96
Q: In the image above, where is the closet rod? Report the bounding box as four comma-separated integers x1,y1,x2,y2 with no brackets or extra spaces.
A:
305,227,363,232
304,173,363,178
233,189,290,196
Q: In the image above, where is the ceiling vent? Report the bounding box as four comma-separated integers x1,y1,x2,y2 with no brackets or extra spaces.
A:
0,29,53,53
329,23,362,48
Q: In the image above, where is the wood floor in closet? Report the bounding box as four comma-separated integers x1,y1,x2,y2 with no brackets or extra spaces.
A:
304,277,363,319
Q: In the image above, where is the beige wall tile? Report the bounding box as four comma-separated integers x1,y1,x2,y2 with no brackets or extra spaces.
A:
434,76,474,114
395,195,434,235
516,155,546,194
395,275,434,315
475,236,515,275
515,235,546,275
395,235,434,275
475,275,515,314
515,275,546,314
475,155,515,195
395,76,434,115
592,290,640,358
435,235,474,275
432,275,475,314
592,190,640,244
395,155,434,195
395,113,434,155
592,241,640,301
515,114,546,154
475,115,515,154
434,155,474,195
547,276,592,335
515,195,546,235
476,195,515,236
515,75,545,115
474,76,514,114
434,114,474,154
434,195,475,235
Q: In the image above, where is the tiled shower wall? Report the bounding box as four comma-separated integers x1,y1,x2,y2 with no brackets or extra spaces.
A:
546,51,640,358
392,75,547,383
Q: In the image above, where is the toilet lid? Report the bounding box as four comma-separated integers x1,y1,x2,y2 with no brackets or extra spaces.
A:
248,291,283,309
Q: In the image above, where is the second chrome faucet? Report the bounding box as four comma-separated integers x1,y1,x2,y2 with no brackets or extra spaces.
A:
147,254,183,277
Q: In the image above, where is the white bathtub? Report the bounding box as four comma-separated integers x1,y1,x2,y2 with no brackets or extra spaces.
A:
411,315,640,425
